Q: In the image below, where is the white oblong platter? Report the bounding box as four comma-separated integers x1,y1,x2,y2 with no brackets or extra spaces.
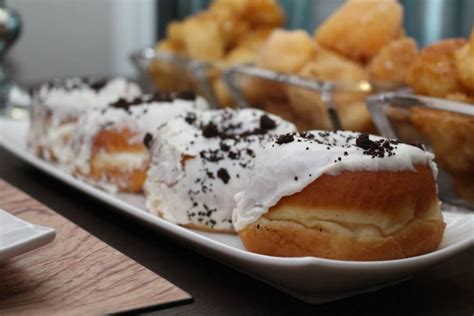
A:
1,117,473,303
0,208,56,262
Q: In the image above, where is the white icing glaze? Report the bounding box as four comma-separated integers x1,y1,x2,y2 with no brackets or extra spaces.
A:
70,95,209,190
144,109,297,231
28,77,142,163
35,77,142,120
233,130,438,231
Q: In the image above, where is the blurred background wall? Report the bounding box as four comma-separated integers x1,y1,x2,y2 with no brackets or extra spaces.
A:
6,0,473,84
7,0,156,84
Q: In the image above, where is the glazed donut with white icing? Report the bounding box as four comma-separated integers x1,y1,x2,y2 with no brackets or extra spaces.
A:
71,92,208,193
144,108,297,232
233,131,445,260
28,77,141,164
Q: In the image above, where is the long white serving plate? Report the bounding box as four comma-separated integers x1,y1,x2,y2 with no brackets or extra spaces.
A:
1,117,473,303
0,208,56,262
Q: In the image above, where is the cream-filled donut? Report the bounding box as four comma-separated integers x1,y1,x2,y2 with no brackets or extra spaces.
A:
144,108,297,232
28,77,141,164
70,92,208,193
234,131,445,260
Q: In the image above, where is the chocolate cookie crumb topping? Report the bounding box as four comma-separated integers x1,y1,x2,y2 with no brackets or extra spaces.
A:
355,133,375,150
356,133,399,158
143,133,153,149
202,122,219,138
185,112,197,125
89,79,107,91
260,114,277,130
217,168,230,184
276,133,295,145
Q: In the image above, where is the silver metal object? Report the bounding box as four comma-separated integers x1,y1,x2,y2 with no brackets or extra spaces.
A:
0,1,22,116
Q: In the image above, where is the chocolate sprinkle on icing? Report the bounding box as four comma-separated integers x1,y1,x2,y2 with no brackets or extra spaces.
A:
276,133,295,145
217,168,230,184
88,80,107,91
355,133,374,150
202,122,219,138
108,91,197,111
109,98,134,110
185,112,197,125
143,132,153,149
355,133,399,158
260,114,277,130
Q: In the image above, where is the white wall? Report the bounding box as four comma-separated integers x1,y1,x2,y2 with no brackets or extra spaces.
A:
7,0,156,84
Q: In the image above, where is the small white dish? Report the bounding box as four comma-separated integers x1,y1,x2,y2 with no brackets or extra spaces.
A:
0,118,473,303
0,208,56,261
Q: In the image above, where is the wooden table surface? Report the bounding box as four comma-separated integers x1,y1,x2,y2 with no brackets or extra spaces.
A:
1,147,473,315
0,180,191,315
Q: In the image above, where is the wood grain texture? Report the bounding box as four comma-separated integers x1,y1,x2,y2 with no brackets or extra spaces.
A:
0,180,191,315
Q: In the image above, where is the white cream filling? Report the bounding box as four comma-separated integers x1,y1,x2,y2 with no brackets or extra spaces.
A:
92,150,149,170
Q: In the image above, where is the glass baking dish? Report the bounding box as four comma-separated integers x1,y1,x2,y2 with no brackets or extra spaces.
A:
223,64,404,132
130,48,220,107
366,92,474,210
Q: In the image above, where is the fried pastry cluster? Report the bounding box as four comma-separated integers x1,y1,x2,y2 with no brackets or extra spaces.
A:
151,0,285,105
406,33,474,103
406,32,474,202
243,0,417,131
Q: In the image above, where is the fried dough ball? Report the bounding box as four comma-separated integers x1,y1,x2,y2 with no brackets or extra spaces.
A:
155,39,183,55
287,47,372,131
224,47,257,66
315,0,403,62
212,44,260,108
244,29,315,104
181,14,225,62
406,39,467,98
214,43,266,108
233,27,274,52
455,31,474,93
410,107,474,174
243,0,285,27
256,29,316,74
151,40,193,92
210,0,285,27
301,47,369,82
207,9,250,50
446,92,474,104
166,21,185,47
410,107,474,202
368,37,418,83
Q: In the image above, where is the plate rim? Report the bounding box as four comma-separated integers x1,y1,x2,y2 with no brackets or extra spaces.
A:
0,209,56,260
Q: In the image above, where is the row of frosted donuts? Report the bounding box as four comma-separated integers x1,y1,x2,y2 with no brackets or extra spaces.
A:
28,77,445,261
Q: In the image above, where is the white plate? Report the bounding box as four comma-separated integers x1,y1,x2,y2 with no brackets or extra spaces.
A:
1,118,473,303
0,208,56,261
